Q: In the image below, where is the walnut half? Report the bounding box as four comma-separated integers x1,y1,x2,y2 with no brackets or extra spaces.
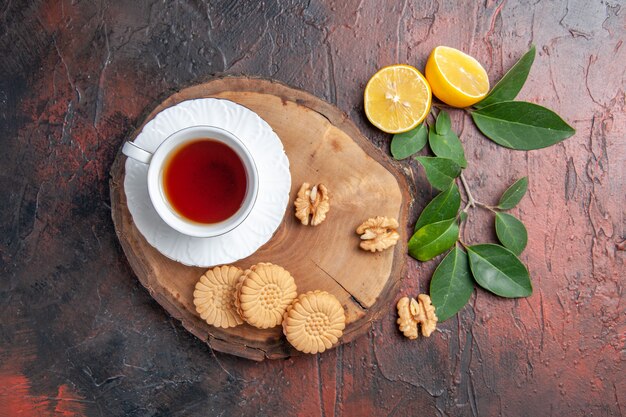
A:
294,183,330,226
396,296,419,339
414,294,438,337
396,294,438,339
356,216,400,252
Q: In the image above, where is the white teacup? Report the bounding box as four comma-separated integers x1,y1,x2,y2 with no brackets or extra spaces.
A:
122,125,259,238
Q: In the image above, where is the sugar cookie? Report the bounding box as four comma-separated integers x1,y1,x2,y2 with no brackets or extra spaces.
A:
235,263,297,329
282,290,346,354
193,265,244,328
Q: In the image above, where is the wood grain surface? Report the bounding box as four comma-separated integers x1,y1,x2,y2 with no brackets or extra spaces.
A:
110,77,409,360
0,1,624,416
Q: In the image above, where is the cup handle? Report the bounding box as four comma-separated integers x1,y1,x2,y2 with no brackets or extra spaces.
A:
122,141,153,164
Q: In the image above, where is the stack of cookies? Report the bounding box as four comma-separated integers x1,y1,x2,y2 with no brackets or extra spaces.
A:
193,263,346,354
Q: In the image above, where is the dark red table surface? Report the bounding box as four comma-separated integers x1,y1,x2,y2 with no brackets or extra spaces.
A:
1,1,624,416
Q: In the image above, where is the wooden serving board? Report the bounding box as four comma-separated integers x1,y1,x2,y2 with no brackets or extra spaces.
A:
109,77,410,361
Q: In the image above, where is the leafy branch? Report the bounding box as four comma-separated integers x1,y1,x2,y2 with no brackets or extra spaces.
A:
391,45,575,322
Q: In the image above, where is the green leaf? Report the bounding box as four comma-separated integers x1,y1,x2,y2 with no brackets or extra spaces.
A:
435,110,451,135
390,124,428,160
471,101,575,150
414,184,461,232
495,212,528,255
408,218,459,261
498,177,528,209
475,45,536,108
467,244,532,298
415,156,462,190
430,247,473,322
459,211,468,222
428,124,467,168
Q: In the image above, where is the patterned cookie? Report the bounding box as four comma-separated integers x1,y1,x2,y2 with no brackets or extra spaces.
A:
235,263,298,329
282,290,346,354
234,262,275,318
193,265,244,328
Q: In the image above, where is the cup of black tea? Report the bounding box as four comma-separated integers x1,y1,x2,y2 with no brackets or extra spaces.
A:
122,125,259,237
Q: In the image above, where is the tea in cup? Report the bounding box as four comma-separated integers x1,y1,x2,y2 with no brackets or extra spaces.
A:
122,125,259,237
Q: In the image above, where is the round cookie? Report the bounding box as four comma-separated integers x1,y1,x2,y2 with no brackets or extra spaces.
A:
193,265,244,328
282,290,346,354
235,263,298,329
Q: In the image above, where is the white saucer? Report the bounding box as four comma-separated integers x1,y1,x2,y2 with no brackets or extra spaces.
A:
124,98,291,267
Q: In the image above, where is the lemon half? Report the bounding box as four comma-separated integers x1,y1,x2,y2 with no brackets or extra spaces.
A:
425,46,490,108
364,64,432,134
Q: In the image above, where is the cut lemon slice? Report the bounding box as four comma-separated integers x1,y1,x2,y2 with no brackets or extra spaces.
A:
364,65,432,134
425,46,490,108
